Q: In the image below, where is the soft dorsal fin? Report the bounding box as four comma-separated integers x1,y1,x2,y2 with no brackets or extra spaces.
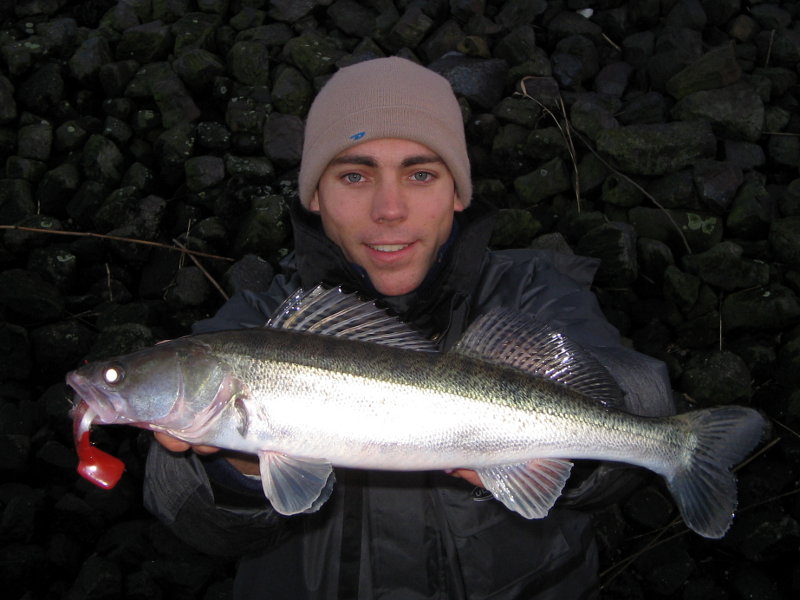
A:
268,285,437,352
454,309,623,408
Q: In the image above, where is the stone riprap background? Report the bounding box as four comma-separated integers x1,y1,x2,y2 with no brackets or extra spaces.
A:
1,0,799,598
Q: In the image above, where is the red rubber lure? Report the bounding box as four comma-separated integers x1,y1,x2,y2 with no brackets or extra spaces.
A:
73,400,125,489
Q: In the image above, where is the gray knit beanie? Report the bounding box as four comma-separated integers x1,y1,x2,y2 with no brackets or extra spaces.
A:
298,57,472,208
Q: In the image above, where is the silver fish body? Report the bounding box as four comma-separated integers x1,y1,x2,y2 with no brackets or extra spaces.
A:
67,286,767,539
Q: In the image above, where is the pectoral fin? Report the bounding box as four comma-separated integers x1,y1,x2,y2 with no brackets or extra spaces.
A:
258,451,335,515
477,458,573,519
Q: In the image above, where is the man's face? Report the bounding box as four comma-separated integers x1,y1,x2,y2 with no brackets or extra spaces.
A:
309,138,465,297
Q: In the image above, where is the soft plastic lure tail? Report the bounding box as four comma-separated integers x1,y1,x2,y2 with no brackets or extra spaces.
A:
72,400,125,489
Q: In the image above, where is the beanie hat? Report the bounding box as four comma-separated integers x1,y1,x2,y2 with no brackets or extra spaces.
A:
298,57,472,208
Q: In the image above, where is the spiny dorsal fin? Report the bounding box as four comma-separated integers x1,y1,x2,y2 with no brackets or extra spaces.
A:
268,285,437,352
454,309,623,408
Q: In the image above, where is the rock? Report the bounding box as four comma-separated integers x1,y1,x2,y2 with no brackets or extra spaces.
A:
165,266,211,308
173,48,226,92
671,84,765,142
282,31,345,80
185,155,225,192
665,42,741,99
576,221,638,286
271,66,313,116
692,159,744,213
263,113,303,169
429,55,508,111
596,120,717,176
233,194,290,257
172,11,222,54
629,207,723,255
680,349,752,405
513,157,571,207
0,268,64,322
227,40,270,86
489,209,542,248
222,254,274,296
721,283,800,333
681,241,769,291
81,134,124,185
116,21,173,63
769,216,800,270
0,322,31,381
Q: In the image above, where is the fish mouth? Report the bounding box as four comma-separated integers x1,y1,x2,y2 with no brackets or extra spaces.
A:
66,370,119,424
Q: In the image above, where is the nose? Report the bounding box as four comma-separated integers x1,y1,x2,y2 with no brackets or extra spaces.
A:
370,178,407,223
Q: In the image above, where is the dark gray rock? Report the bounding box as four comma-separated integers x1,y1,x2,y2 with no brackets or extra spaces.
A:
0,178,34,224
226,40,270,86
680,349,752,405
173,48,226,92
596,120,716,176
185,156,225,192
271,66,313,116
116,21,173,63
665,42,741,99
382,5,434,52
568,93,620,141
490,209,542,248
629,207,723,255
263,113,304,169
172,11,222,54
722,283,800,333
81,134,124,185
577,221,638,286
671,84,765,142
328,0,378,38
616,90,668,125
266,0,316,22
623,485,675,530
494,25,538,66
29,319,94,378
692,159,744,213
282,32,345,79
0,322,31,381
0,268,64,322
726,176,774,239
769,216,800,270
18,62,64,115
681,241,770,291
224,154,274,182
222,254,275,296
594,61,633,97
69,35,113,85
513,157,571,207
233,194,290,257
429,55,508,111
86,323,156,361
17,121,53,162
165,266,211,308
152,71,201,128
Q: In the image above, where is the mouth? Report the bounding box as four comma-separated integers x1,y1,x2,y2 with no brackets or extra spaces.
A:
367,243,410,253
66,371,118,424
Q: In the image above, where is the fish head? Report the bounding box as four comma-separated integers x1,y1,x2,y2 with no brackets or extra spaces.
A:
67,338,232,433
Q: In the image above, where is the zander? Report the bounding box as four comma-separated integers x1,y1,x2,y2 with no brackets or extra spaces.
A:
67,286,767,539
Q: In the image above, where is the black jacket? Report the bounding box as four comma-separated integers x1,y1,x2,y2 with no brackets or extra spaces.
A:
144,201,673,599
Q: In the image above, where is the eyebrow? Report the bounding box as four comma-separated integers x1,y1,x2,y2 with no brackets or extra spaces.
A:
328,153,445,169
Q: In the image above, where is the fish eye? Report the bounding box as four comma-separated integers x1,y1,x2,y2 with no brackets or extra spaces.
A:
103,365,125,385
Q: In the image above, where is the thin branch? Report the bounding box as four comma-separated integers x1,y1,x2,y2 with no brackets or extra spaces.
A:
172,238,229,301
0,225,235,262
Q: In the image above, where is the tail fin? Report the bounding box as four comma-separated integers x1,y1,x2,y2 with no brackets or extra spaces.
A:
666,406,766,538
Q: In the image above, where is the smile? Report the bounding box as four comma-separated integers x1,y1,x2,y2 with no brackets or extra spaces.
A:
368,244,410,252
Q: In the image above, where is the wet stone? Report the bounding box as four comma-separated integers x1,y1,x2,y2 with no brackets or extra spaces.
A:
263,113,303,169
429,55,508,111
681,241,769,291
115,21,173,63
596,120,716,176
224,154,274,182
665,41,741,99
227,40,270,86
282,32,345,80
0,268,64,322
185,155,225,192
671,84,765,142
222,254,275,296
513,157,571,207
271,66,313,117
577,221,638,287
721,283,800,333
173,48,226,93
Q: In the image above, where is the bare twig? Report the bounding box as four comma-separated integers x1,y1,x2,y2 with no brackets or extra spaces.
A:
172,238,229,301
0,225,235,262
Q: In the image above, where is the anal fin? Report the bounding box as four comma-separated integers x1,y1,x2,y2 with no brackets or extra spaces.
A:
476,458,573,519
258,452,335,516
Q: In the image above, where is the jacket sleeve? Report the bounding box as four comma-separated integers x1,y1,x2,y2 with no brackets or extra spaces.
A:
142,272,302,556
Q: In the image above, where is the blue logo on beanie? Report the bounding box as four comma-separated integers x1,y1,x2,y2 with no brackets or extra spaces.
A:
350,131,366,141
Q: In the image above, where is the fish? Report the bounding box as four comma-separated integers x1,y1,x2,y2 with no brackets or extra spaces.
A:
66,285,767,539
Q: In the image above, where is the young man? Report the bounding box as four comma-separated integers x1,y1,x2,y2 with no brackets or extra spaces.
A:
145,57,673,599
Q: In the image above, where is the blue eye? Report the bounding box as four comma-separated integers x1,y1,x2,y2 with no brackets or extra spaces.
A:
344,173,363,183
413,171,433,182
